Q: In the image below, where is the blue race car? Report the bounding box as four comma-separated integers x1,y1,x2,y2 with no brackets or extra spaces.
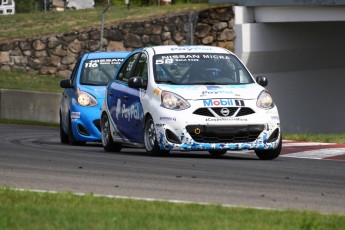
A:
59,51,129,145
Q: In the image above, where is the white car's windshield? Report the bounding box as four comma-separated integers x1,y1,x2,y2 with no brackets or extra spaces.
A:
153,53,254,85
80,58,124,86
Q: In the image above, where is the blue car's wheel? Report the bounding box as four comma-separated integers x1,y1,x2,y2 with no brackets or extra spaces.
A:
101,113,122,152
144,116,169,156
59,112,69,144
68,115,85,146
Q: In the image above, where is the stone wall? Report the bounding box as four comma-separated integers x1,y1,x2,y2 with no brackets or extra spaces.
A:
0,6,234,78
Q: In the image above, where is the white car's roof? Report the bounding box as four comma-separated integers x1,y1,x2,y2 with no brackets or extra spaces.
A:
145,45,233,55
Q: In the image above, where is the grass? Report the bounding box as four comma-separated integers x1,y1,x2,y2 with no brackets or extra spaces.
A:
0,69,63,93
0,118,58,127
0,3,225,41
1,188,345,230
283,133,345,144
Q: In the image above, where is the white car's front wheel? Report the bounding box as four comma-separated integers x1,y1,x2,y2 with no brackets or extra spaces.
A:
208,149,228,156
101,113,122,152
254,136,282,160
144,116,169,156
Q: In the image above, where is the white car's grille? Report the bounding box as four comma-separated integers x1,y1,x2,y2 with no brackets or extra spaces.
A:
193,107,255,117
186,125,264,143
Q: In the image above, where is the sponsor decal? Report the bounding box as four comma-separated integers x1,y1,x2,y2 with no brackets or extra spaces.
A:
271,115,279,121
203,99,234,107
121,104,140,121
115,99,141,121
235,100,245,106
202,54,231,60
201,90,234,95
93,88,105,94
170,47,213,51
85,58,124,67
206,86,221,90
201,86,235,96
71,112,81,119
161,54,200,59
160,117,177,122
203,99,245,107
206,117,248,122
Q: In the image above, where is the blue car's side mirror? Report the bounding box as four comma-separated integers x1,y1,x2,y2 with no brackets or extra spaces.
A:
60,79,73,88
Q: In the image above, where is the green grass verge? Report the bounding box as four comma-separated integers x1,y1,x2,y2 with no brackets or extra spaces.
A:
0,3,226,41
0,70,62,93
0,119,58,127
283,133,345,144
1,188,344,230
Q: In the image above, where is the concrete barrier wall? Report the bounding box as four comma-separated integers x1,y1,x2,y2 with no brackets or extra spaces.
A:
234,6,345,134
0,89,61,123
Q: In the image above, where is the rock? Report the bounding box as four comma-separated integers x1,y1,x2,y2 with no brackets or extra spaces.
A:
107,41,126,51
124,34,143,48
195,24,211,38
0,52,10,64
218,29,235,41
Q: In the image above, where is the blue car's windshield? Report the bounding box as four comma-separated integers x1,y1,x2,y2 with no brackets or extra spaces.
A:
153,53,254,85
80,58,124,86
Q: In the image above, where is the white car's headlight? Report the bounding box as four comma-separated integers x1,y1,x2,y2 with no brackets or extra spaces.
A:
161,91,190,110
77,91,98,107
257,90,274,109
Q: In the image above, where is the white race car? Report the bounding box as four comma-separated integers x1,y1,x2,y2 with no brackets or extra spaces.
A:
101,45,281,160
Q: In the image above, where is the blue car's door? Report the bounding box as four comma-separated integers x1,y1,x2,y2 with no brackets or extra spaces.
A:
107,52,147,144
61,57,83,132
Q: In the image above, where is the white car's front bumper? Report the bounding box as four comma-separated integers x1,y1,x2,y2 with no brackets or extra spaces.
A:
152,99,281,151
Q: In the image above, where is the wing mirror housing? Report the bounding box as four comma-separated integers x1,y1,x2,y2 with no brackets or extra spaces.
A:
60,79,73,88
256,76,268,87
128,77,146,89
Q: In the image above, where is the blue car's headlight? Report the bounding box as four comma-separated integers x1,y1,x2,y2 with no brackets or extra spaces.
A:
77,91,98,107
161,91,190,110
257,90,274,109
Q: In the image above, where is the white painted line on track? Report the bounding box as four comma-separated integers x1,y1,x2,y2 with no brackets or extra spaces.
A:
282,148,345,159
283,142,335,147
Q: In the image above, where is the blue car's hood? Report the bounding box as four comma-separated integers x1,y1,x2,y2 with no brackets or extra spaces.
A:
78,85,106,100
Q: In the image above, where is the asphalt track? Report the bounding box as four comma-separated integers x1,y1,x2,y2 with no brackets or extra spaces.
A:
1,124,345,214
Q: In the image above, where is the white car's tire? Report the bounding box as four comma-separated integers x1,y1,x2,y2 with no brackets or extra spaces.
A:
101,113,122,152
208,149,227,156
254,135,282,160
144,116,169,156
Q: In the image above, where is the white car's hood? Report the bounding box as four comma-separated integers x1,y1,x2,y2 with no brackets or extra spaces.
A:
157,84,264,100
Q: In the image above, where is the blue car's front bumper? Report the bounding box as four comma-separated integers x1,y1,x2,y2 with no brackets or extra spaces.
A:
70,103,103,142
